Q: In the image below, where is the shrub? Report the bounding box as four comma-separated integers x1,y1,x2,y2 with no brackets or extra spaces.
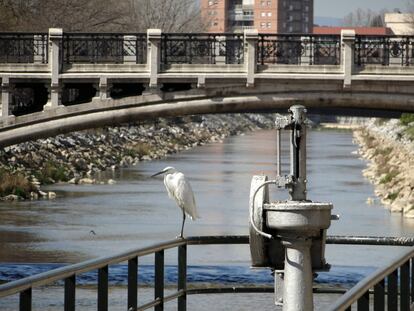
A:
35,161,69,184
400,113,414,126
379,171,399,184
0,169,36,198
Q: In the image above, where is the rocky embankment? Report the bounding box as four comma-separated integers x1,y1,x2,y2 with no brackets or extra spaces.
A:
353,119,414,218
0,114,276,200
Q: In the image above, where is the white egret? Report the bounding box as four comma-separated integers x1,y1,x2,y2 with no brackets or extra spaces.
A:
151,166,199,238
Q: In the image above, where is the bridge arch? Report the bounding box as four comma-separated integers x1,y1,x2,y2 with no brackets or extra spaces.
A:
0,87,413,148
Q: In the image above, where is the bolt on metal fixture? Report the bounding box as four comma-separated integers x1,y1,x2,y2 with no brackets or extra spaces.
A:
249,105,334,311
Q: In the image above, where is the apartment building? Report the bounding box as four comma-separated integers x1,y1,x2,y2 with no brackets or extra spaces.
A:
201,0,313,33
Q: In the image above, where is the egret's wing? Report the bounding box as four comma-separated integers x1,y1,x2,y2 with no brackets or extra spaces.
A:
163,175,175,199
174,173,199,220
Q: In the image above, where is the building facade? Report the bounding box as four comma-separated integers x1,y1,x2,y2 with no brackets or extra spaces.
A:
201,0,313,33
384,13,414,35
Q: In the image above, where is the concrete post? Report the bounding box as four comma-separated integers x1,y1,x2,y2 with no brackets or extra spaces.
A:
95,77,111,100
244,29,258,88
341,30,355,89
46,28,63,108
282,238,313,311
147,29,162,91
1,76,11,118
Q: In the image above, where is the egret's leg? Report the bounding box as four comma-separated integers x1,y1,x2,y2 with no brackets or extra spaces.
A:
180,210,186,238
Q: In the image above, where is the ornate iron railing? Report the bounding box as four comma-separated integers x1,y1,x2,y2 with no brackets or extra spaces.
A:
257,34,341,66
0,235,413,311
62,33,147,64
355,35,414,66
160,33,244,65
0,33,48,64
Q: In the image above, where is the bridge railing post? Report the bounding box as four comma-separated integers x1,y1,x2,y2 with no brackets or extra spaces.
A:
1,76,11,118
147,29,162,92
341,29,355,89
45,28,63,109
244,29,258,88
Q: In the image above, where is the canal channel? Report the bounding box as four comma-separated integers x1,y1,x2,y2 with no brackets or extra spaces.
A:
0,126,413,309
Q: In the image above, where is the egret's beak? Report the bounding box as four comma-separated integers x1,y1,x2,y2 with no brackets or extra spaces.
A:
151,170,165,178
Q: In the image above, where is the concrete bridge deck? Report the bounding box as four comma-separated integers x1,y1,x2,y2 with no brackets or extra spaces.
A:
0,29,414,146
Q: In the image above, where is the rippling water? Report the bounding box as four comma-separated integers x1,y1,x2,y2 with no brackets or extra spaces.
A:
1,128,414,309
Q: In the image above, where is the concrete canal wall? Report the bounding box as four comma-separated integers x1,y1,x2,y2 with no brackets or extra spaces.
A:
353,119,414,218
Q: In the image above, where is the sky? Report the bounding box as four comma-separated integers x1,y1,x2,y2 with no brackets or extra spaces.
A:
315,0,408,18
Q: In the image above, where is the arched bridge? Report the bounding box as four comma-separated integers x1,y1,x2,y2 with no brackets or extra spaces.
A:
0,28,414,147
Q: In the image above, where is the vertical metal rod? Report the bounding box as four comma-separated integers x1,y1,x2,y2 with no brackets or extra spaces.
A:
178,244,187,311
98,265,108,311
64,275,76,311
19,288,32,311
276,128,281,176
155,250,164,311
400,261,410,311
356,290,369,311
128,256,138,311
373,279,385,311
411,258,414,303
387,269,398,311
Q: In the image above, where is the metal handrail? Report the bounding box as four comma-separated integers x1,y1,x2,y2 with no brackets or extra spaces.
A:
0,238,185,298
1,235,414,310
328,247,414,311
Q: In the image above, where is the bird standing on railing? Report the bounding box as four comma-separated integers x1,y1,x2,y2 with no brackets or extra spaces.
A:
151,167,199,238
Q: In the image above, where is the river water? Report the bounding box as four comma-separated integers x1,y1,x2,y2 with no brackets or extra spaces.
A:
1,128,414,310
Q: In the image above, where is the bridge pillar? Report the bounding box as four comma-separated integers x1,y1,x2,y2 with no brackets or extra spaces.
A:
147,29,162,91
94,77,111,100
45,28,63,109
244,29,258,88
1,77,11,118
341,30,355,89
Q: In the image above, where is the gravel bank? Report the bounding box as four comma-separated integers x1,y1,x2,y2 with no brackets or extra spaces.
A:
353,119,414,217
0,114,276,199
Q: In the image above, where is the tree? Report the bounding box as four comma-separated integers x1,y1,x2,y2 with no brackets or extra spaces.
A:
342,8,386,27
127,0,206,32
0,0,205,32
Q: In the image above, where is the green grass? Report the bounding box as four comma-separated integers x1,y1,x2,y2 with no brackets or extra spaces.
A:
379,171,399,184
386,192,400,202
404,125,414,141
400,113,414,126
34,161,69,184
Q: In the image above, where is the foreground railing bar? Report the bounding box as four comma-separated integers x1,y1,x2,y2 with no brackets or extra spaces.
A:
401,261,410,311
388,269,398,311
155,250,164,311
178,244,187,311
187,287,348,295
411,258,414,304
136,291,185,311
186,235,414,246
373,279,385,311
326,236,414,246
128,256,138,311
19,288,31,311
328,247,414,311
1,235,413,300
0,238,185,298
64,274,76,311
357,290,369,311
98,265,108,311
